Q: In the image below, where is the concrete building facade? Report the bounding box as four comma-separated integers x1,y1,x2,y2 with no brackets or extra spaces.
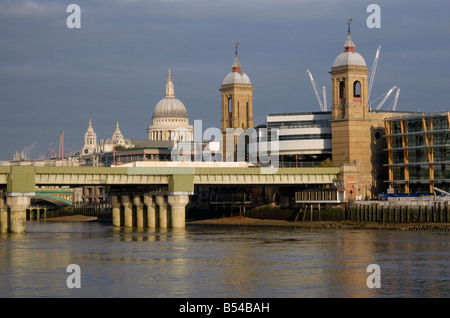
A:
266,111,332,166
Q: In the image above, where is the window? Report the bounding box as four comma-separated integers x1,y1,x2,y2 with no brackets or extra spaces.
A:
353,81,361,97
339,81,345,99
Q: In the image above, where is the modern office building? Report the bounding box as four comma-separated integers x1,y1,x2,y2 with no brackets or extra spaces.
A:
266,111,332,166
384,112,450,194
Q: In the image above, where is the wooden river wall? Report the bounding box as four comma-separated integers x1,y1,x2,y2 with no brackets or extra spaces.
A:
346,200,450,223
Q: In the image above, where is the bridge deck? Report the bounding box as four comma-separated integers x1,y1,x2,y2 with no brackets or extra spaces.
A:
0,166,340,192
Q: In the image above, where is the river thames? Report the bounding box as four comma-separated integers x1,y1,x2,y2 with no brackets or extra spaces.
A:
1,220,450,298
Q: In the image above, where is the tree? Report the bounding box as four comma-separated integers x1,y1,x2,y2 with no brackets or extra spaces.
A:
318,158,333,167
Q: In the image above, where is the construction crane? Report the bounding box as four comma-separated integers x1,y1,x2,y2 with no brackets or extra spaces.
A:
375,86,397,111
392,88,400,111
368,45,381,102
45,143,53,160
306,69,327,111
433,187,450,197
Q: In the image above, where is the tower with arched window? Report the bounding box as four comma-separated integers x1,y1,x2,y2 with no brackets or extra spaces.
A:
330,21,387,200
220,44,254,161
81,119,97,155
330,21,369,121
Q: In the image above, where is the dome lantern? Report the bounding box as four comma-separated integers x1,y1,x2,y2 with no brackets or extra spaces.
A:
332,19,366,68
222,42,252,85
152,69,188,119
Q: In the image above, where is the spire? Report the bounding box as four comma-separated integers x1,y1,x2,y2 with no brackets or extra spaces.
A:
86,119,95,133
112,121,124,142
231,42,242,72
343,18,355,52
165,68,175,98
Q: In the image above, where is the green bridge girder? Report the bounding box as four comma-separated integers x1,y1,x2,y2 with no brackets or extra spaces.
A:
34,189,74,206
0,165,341,196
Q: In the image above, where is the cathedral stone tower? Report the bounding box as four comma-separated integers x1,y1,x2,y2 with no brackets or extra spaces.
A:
82,119,97,155
220,43,254,160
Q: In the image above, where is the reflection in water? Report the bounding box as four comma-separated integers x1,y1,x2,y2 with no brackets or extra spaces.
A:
1,221,450,297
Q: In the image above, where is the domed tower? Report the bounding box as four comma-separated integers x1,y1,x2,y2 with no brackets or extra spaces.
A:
81,119,97,155
330,19,369,120
147,70,193,142
220,43,254,132
330,20,391,200
331,19,371,169
220,43,254,161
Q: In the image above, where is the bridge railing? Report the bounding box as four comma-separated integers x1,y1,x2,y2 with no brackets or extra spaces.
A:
73,203,111,217
295,188,345,203
210,193,252,205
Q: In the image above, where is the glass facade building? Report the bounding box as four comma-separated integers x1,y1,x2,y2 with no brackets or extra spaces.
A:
266,111,332,167
384,112,450,194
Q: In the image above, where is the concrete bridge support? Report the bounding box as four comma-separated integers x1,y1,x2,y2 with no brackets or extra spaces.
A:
110,193,190,229
133,195,144,229
28,208,40,221
156,195,170,229
144,195,157,228
121,196,133,228
168,195,189,229
0,197,7,233
110,196,121,228
6,196,31,234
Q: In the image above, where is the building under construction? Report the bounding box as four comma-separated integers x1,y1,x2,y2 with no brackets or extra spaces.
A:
385,112,450,194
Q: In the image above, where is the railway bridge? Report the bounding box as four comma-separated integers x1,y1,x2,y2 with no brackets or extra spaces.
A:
0,165,340,233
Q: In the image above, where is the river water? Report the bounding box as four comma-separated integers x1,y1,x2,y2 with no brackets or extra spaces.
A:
1,220,450,298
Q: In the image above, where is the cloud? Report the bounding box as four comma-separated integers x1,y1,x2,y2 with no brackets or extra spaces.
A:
13,141,37,160
0,1,62,18
95,0,353,22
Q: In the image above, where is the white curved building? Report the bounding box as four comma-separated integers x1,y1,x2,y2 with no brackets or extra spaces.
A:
147,70,193,143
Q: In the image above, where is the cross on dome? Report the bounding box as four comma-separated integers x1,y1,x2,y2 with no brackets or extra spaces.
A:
344,18,356,52
232,42,242,72
165,69,175,98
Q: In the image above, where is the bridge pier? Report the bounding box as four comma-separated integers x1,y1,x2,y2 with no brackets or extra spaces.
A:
133,195,144,229
110,196,121,227
0,197,7,233
168,195,189,229
109,193,189,229
156,195,170,229
144,195,157,228
121,196,133,228
6,195,31,234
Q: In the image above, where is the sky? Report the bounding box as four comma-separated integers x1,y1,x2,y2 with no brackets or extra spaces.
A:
0,0,449,161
